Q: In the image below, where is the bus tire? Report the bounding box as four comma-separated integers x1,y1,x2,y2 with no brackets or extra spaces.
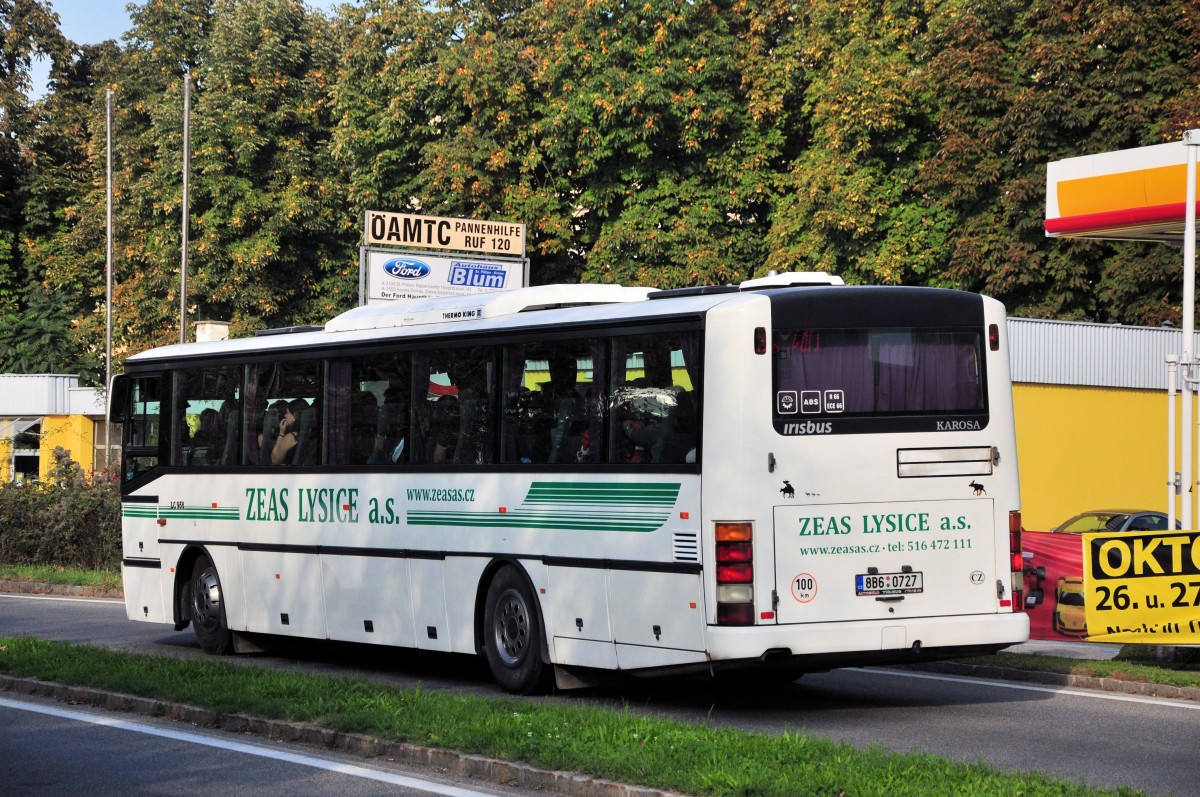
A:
482,566,551,694
189,554,233,655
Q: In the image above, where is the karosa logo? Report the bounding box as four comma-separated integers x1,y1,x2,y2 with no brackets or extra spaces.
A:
382,258,431,280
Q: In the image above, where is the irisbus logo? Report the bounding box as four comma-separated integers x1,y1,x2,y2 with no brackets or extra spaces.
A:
382,258,431,280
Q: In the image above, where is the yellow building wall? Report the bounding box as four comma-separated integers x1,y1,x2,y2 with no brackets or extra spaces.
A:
1014,383,1177,531
0,438,10,482
38,414,96,481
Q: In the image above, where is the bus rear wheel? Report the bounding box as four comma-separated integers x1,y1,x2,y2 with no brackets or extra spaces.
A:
483,567,551,694
189,554,233,655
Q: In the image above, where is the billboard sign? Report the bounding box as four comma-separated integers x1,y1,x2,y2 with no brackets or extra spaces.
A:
364,210,525,257
1084,530,1200,644
366,250,525,304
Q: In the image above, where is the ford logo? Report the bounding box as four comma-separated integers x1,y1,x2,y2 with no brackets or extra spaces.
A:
382,258,430,280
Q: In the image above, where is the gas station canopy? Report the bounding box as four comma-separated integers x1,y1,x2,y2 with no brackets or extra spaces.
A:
1045,139,1198,243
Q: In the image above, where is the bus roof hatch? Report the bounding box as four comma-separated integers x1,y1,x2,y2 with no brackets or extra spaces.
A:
739,272,845,290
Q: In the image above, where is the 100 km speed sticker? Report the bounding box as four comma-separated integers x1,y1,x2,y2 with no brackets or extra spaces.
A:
791,572,818,603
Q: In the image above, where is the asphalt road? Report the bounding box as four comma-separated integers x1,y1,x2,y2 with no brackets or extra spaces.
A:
2,593,1199,797
0,691,527,797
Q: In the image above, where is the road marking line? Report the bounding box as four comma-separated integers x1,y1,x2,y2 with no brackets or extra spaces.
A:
0,695,502,796
0,594,123,605
862,667,1200,710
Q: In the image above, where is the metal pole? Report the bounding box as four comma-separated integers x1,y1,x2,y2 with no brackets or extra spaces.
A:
105,89,114,472
1168,355,1179,530
180,73,192,344
1185,129,1199,528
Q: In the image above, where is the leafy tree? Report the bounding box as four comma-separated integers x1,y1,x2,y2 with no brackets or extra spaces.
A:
7,0,1200,382
0,282,100,379
0,0,68,354
101,0,214,354
551,0,774,286
921,0,1199,323
188,0,355,333
330,0,456,234
21,41,122,376
335,0,788,287
764,0,953,286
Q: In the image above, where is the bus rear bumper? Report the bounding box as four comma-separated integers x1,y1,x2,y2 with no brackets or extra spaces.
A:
705,612,1030,665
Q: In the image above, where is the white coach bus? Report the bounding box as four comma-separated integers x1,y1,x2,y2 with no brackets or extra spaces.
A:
110,273,1029,693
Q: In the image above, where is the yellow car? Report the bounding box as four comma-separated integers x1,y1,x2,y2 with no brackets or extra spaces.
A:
1053,576,1087,637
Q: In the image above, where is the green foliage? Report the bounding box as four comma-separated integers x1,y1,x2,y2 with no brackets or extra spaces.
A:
0,282,102,380
919,0,1200,320
964,650,1200,687
0,447,121,570
0,0,70,327
188,0,356,332
3,0,1200,379
0,636,1149,796
0,563,121,589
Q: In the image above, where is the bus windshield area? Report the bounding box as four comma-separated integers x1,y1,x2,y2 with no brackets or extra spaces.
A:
773,327,985,419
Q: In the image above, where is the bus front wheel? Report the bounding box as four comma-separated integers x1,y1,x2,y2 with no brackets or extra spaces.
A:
483,567,551,694
189,554,233,655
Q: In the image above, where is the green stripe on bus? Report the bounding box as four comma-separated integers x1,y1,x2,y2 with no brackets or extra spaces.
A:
523,482,680,506
406,511,667,532
122,506,240,520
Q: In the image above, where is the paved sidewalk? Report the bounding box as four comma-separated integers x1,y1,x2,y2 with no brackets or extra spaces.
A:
1007,639,1122,660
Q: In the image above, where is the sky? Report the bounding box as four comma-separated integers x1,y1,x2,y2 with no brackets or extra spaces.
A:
30,0,341,98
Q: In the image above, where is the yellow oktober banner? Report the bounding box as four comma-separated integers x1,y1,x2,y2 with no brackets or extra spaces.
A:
1084,531,1200,644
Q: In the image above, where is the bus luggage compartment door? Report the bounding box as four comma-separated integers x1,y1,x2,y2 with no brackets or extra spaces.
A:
772,499,998,625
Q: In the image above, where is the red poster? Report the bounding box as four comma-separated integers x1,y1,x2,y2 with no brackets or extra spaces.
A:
1022,531,1086,640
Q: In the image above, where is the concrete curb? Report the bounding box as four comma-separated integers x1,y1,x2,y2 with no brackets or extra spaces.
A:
0,674,683,797
911,660,1200,701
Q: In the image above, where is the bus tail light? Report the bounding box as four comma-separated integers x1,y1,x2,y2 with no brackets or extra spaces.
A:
1009,511,1024,611
716,522,754,625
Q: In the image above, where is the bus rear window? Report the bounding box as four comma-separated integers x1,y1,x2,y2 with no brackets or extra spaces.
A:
773,327,985,425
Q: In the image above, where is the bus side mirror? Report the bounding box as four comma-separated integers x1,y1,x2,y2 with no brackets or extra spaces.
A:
109,374,130,424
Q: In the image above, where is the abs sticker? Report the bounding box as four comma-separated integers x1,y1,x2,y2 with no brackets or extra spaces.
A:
791,572,818,603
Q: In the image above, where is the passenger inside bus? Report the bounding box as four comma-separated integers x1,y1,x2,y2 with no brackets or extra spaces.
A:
348,389,378,464
265,399,307,465
188,407,223,464
542,353,588,464
291,398,320,465
217,398,240,465
429,394,460,463
371,385,408,464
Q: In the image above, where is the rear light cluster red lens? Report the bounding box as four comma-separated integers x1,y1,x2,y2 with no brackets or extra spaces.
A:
1009,511,1024,612
716,522,754,625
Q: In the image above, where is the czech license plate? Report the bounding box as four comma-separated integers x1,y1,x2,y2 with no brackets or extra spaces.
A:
856,571,924,596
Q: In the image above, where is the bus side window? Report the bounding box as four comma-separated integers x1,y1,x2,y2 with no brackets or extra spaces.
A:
450,348,495,465
609,332,700,465
248,361,322,467
502,340,602,465
171,367,241,467
414,348,494,465
329,352,412,467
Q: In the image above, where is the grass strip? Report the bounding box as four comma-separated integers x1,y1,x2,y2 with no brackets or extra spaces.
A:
0,565,122,591
0,636,1143,797
962,651,1200,689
